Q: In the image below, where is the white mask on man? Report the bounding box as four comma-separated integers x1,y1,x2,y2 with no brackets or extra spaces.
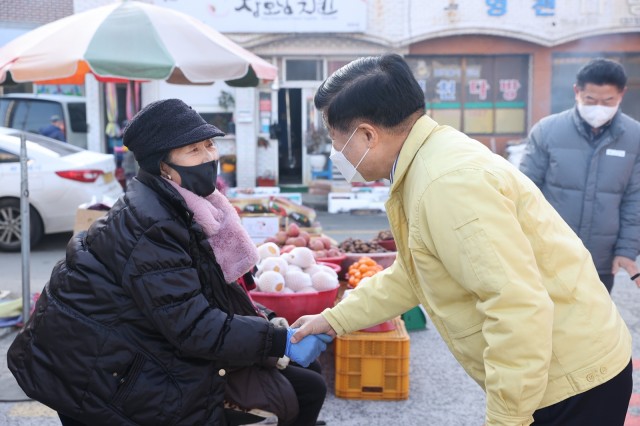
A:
577,103,619,129
329,126,370,183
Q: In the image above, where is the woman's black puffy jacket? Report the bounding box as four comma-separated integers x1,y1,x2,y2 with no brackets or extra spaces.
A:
8,170,287,425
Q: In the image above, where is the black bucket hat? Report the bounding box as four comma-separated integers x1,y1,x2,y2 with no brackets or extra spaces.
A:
123,98,224,174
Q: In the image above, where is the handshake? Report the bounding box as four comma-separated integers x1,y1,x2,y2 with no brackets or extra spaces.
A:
285,328,332,367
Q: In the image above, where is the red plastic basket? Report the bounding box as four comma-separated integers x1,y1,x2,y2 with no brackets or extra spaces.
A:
316,253,347,266
250,286,339,324
376,239,397,252
317,261,342,275
341,251,397,273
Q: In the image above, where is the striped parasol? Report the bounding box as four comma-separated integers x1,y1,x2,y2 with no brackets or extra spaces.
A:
0,0,277,87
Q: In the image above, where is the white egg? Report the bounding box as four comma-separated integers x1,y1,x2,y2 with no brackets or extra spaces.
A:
317,264,338,278
280,252,295,264
260,257,289,275
303,264,323,276
258,271,286,293
287,264,303,272
257,242,280,260
288,247,316,268
312,271,339,291
285,270,312,292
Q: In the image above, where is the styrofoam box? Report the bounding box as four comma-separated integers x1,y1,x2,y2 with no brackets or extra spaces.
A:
228,187,302,205
328,191,389,213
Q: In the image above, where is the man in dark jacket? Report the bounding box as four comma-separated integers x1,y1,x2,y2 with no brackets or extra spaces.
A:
8,99,329,426
520,58,640,292
39,114,66,141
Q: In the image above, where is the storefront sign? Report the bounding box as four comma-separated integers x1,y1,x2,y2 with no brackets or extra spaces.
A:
155,0,367,33
407,0,639,46
407,55,529,135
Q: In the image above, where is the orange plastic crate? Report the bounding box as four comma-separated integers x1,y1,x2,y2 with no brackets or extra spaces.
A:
334,317,410,400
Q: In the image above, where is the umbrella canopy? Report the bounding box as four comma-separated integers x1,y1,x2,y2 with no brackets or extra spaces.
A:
0,0,277,87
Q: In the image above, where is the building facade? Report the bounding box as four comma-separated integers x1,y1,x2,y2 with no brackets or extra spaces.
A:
0,0,73,45
170,0,637,185
2,0,639,187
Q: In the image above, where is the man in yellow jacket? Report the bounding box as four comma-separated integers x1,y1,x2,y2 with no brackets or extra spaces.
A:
292,54,633,425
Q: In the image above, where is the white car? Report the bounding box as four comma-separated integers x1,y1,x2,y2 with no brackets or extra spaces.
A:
0,127,124,251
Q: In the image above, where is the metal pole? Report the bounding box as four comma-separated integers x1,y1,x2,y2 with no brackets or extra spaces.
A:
20,131,30,323
285,89,295,168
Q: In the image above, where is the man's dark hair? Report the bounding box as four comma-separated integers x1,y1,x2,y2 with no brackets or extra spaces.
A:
314,53,425,132
576,58,627,91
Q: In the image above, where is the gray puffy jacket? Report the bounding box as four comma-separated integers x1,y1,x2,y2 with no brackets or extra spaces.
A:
520,107,640,273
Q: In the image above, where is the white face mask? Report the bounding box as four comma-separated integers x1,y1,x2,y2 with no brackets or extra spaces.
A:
577,103,618,129
329,126,370,183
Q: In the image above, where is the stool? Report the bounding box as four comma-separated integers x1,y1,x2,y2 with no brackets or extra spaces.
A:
224,400,275,425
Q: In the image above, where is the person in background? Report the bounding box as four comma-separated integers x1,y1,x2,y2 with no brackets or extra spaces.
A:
8,99,329,426
519,58,640,293
291,54,632,426
39,114,66,141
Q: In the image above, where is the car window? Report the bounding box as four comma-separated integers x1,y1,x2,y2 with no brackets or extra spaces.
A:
0,148,19,163
27,133,84,156
0,100,10,127
2,130,83,157
67,102,87,133
12,100,64,135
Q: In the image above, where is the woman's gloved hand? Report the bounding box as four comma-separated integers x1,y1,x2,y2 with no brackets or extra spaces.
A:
270,317,291,369
276,355,290,370
285,328,333,368
270,316,289,328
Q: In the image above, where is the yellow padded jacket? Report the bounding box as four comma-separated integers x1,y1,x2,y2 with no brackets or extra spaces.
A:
323,115,632,426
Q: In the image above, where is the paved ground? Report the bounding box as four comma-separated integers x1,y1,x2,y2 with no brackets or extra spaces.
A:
0,211,638,425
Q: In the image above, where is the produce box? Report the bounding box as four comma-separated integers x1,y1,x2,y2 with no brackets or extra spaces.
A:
74,208,106,234
73,198,116,233
230,196,314,227
335,316,410,400
240,214,282,244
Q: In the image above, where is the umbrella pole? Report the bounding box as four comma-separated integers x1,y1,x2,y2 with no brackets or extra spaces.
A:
0,132,32,404
20,131,31,323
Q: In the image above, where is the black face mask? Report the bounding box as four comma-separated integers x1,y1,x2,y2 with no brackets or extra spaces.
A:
167,159,218,197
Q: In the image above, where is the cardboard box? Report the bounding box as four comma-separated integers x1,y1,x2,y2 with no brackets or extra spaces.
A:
73,207,108,234
73,197,118,234
240,214,281,244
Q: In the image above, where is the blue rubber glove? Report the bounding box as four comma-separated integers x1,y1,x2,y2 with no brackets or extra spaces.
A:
285,328,333,367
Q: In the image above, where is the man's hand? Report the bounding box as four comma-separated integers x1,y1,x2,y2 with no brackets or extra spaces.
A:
284,328,332,367
290,314,337,343
612,256,640,288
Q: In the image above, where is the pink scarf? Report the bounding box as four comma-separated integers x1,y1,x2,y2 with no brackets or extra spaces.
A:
166,179,259,283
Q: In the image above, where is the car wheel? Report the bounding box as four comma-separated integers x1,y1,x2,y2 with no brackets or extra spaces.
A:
0,198,44,252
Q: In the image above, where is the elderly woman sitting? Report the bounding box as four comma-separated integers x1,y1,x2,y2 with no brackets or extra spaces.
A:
8,99,330,426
